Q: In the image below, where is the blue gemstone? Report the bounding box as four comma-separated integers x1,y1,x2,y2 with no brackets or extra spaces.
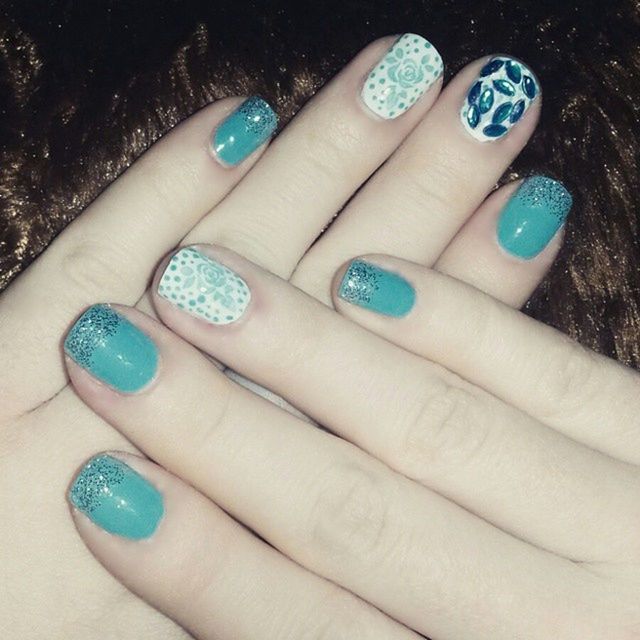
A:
523,75,537,99
479,88,494,113
510,99,525,123
505,60,522,83
468,81,482,105
492,102,513,124
493,79,516,96
480,59,504,77
466,104,480,129
483,124,508,138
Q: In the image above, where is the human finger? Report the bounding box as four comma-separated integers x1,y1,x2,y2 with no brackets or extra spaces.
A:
292,55,541,303
68,452,417,640
0,97,274,420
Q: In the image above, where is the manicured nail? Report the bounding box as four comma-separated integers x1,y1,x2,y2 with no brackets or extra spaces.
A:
69,455,164,540
339,260,415,317
158,247,251,325
212,96,277,166
461,56,539,141
361,34,443,120
64,305,158,393
497,176,573,259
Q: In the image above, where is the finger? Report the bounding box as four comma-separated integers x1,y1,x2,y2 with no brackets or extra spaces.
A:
182,35,443,278
69,452,417,640
0,97,274,420
332,254,640,465
150,245,640,561
435,176,572,307
63,306,592,639
292,55,541,303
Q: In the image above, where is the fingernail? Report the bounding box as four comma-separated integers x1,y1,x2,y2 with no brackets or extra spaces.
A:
64,305,158,393
69,455,164,540
338,260,415,317
461,56,539,141
497,176,573,259
158,247,251,325
212,96,278,166
361,34,443,120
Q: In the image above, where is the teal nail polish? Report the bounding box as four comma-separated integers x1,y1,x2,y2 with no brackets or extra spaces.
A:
212,96,278,166
497,176,573,259
64,305,158,393
338,260,415,317
70,455,164,540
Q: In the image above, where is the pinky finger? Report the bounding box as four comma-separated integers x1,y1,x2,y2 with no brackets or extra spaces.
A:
68,452,419,640
435,176,572,307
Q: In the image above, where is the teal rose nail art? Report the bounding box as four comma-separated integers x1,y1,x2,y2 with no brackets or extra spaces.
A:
158,247,251,325
461,56,539,141
361,34,443,120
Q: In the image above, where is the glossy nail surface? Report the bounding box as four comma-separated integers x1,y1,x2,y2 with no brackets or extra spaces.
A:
497,176,573,259
64,305,158,393
158,247,251,324
69,455,164,540
361,34,443,119
339,260,415,317
461,56,539,141
212,96,277,166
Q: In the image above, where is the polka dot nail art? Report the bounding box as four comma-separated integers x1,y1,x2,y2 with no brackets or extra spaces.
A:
361,34,444,120
158,247,251,325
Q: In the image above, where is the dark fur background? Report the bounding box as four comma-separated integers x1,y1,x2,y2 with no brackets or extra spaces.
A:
1,0,639,364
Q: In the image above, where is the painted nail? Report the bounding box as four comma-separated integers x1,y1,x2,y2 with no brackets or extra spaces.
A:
158,247,251,325
69,455,164,540
338,260,415,317
64,305,158,393
212,96,277,166
461,56,539,141
497,176,573,259
361,34,443,120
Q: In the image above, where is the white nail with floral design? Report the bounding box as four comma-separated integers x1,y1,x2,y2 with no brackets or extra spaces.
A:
158,247,251,325
361,34,443,120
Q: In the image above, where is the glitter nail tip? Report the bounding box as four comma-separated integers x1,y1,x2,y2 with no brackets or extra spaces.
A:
64,305,158,393
338,260,415,317
70,455,164,540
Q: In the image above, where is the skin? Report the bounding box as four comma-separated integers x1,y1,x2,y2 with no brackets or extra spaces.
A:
0,36,558,638
69,245,640,639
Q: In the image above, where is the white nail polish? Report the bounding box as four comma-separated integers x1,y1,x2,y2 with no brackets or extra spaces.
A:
158,247,251,325
361,33,443,120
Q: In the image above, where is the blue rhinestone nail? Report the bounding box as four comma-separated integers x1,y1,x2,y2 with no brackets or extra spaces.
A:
479,88,494,113
461,56,539,142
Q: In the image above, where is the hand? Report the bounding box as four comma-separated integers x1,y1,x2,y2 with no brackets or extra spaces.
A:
2,37,556,638
61,238,636,639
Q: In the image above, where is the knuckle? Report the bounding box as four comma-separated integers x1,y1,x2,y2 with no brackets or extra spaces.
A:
308,461,390,564
311,598,384,640
395,381,491,481
394,149,464,215
60,240,130,301
535,340,599,419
